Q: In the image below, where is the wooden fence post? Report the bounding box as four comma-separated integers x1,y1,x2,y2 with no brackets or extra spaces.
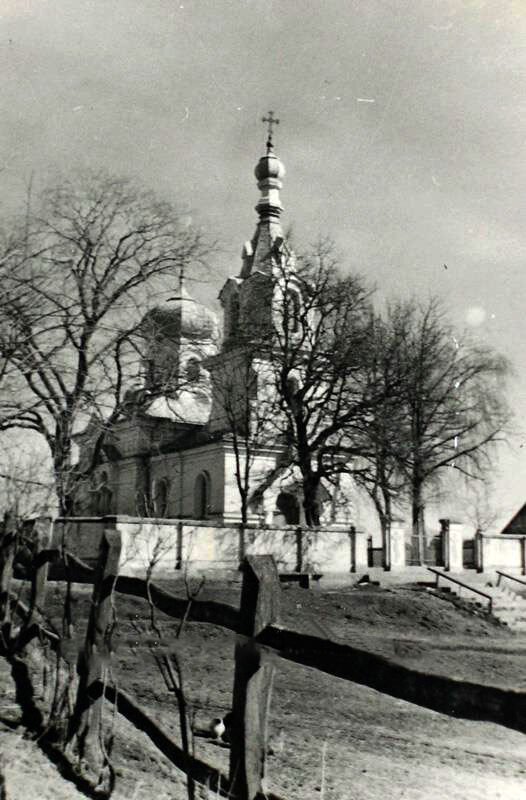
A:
68,529,121,773
0,512,17,625
27,517,53,626
229,555,281,800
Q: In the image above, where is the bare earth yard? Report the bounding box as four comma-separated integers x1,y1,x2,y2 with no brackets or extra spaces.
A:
2,578,526,799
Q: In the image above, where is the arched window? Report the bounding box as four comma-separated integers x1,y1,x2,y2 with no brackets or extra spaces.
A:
286,376,300,414
185,357,201,383
228,295,240,340
194,472,211,519
275,492,300,525
285,288,301,333
152,478,169,517
97,471,113,516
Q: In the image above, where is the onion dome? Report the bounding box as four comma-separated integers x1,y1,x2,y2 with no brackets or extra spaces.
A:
254,147,285,223
143,286,219,343
254,153,285,183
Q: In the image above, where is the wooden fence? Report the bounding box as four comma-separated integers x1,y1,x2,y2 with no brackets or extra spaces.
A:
3,523,526,799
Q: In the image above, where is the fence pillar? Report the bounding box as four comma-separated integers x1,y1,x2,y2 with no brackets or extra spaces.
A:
440,519,450,571
68,529,121,772
441,519,464,572
350,527,367,572
450,522,465,572
389,520,406,570
229,555,280,800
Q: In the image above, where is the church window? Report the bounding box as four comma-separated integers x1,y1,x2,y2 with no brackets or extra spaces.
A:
97,471,113,516
228,294,240,340
145,358,155,388
194,471,211,519
285,288,301,333
286,376,301,414
152,478,169,517
275,491,300,525
185,358,201,383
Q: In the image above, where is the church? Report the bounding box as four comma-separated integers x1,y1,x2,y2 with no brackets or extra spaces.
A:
73,121,354,534
66,124,526,579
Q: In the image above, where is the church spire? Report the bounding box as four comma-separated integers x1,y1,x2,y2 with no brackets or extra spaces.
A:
254,111,285,227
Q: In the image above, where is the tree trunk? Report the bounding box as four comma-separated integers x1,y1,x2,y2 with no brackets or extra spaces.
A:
370,491,391,571
240,492,248,526
53,418,76,516
0,513,17,624
411,478,426,565
54,463,74,517
382,491,393,571
302,475,321,528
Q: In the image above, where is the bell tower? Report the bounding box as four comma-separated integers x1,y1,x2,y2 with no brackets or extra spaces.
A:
209,115,303,434
219,114,299,350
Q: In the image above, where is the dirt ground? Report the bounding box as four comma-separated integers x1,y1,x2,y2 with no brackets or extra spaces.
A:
2,577,526,799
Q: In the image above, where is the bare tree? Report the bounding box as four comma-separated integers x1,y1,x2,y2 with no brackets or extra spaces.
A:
253,239,381,527
0,446,55,522
352,312,410,555
453,475,503,534
210,340,280,526
0,446,56,598
0,170,210,514
386,298,511,564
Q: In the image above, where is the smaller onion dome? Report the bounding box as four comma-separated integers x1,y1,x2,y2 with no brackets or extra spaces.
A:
142,286,219,343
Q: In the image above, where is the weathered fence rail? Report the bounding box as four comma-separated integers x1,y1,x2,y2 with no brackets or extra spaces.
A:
88,681,285,800
4,538,286,800
6,533,526,800
11,549,526,735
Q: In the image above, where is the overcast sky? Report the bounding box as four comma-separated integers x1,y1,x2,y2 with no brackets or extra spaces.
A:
2,0,525,524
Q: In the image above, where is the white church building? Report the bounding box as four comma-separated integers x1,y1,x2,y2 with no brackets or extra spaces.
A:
64,128,521,578
74,128,353,531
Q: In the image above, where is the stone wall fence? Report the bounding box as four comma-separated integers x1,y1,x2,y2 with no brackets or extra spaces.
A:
51,516,369,577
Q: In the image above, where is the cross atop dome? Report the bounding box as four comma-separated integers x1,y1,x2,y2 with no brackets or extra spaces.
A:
262,110,280,153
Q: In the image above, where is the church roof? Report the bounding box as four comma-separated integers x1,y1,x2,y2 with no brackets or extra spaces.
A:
144,389,211,425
